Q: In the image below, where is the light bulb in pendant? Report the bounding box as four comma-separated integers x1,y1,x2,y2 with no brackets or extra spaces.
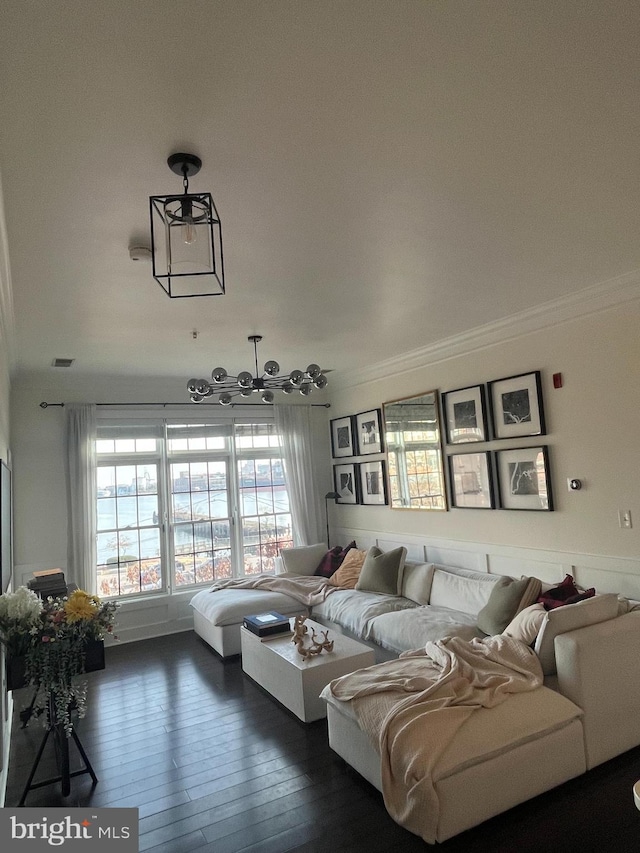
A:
183,215,196,245
181,198,197,245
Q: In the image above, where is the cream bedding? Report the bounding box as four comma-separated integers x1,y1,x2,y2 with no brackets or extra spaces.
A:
324,634,543,843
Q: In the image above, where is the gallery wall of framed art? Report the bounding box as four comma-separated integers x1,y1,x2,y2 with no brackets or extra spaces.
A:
330,408,388,506
440,369,554,512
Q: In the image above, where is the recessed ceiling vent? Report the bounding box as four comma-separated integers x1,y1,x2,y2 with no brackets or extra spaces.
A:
52,358,75,368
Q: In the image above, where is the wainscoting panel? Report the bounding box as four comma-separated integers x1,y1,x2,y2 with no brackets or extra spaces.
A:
334,526,640,599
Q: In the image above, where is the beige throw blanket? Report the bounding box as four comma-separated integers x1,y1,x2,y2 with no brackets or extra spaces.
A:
208,574,338,607
327,634,543,843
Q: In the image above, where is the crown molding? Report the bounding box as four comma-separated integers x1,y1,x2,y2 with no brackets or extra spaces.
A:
332,269,640,390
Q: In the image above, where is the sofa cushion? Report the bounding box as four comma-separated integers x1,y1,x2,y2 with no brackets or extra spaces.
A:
429,566,502,615
313,541,357,578
356,546,407,596
190,588,302,627
434,687,583,780
534,593,619,675
329,548,368,589
312,589,418,639
367,605,482,655
477,576,542,635
503,603,546,645
400,562,435,605
280,543,330,576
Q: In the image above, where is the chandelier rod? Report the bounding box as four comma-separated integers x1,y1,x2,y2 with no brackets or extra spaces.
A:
39,401,330,409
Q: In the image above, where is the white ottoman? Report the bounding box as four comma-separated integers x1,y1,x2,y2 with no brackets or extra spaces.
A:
190,587,306,657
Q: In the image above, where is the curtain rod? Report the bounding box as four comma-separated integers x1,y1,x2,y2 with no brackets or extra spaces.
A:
39,401,331,409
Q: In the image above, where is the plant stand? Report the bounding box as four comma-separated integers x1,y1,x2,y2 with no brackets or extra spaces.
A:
18,692,98,805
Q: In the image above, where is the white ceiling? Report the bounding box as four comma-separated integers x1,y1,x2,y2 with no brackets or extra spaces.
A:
1,0,639,387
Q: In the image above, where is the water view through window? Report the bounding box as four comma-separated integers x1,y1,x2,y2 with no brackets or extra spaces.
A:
96,422,292,598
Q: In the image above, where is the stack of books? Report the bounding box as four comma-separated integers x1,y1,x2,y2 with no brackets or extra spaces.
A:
28,568,68,599
243,611,292,639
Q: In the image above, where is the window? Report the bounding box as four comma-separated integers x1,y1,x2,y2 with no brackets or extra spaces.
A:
96,420,293,599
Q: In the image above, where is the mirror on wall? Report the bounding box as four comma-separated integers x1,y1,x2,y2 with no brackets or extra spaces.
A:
382,390,447,510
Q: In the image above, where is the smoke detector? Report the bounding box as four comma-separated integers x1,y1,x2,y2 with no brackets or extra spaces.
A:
129,245,152,262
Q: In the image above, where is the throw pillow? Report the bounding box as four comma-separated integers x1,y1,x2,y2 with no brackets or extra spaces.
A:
313,541,357,578
355,546,407,596
537,574,582,610
477,576,542,635
400,562,435,605
534,593,619,675
502,603,547,645
329,548,368,589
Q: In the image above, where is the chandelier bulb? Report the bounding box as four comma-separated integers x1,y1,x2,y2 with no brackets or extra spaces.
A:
219,392,232,406
237,371,253,388
289,369,304,388
313,374,328,389
264,359,280,377
299,385,312,396
306,363,321,379
211,367,227,383
262,390,275,404
190,393,204,403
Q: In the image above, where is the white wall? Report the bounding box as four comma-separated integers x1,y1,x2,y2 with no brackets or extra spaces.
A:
327,300,640,561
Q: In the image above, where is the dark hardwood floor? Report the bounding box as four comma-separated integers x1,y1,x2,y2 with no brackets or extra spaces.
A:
5,631,640,852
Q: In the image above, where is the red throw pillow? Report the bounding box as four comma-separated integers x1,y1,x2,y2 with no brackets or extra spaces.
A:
537,574,593,611
314,541,356,578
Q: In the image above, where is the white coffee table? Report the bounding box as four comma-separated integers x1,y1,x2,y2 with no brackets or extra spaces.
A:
241,617,376,723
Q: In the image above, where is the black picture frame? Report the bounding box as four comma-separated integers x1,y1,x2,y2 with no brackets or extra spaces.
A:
333,463,359,504
1,460,12,593
495,445,554,511
358,460,388,505
355,408,384,455
330,416,355,458
442,385,489,444
488,370,546,440
448,452,495,509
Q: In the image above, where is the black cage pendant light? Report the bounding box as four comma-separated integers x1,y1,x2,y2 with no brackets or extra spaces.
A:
149,153,225,298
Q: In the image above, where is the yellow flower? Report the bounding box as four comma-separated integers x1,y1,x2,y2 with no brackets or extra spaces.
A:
64,589,99,623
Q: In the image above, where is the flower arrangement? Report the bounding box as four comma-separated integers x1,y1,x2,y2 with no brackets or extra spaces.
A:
0,586,118,735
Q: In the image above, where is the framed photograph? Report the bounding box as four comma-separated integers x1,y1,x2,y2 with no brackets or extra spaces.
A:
448,452,494,509
355,408,384,455
442,385,488,444
358,460,388,505
495,446,553,511
333,463,359,504
330,416,355,458
488,371,545,440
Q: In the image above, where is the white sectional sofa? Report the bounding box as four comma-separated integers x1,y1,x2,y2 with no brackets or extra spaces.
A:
190,542,640,844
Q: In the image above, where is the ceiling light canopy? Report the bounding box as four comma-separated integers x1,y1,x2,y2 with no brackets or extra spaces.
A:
149,153,224,298
188,335,328,405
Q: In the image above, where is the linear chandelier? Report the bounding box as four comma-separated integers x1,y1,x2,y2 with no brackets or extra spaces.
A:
187,335,328,404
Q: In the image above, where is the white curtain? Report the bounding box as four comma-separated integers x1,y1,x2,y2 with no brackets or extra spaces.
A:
274,405,323,546
65,403,97,592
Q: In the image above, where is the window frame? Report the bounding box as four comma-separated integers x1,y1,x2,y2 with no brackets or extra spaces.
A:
95,414,292,600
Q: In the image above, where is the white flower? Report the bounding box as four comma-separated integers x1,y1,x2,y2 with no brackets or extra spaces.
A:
0,586,43,635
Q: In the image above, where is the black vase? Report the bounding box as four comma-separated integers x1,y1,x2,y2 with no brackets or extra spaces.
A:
5,639,105,691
